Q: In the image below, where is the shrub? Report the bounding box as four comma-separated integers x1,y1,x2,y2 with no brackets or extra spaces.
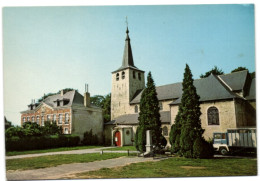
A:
193,138,214,159
5,135,80,151
81,129,99,145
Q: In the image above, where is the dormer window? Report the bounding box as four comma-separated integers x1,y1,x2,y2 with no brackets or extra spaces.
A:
133,71,136,79
57,101,60,107
122,71,125,79
116,73,119,81
138,73,141,80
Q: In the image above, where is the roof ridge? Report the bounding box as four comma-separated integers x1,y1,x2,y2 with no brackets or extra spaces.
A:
212,74,239,98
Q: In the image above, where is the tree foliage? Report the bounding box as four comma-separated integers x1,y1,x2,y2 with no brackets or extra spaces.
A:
4,116,13,130
170,64,213,158
135,72,165,152
91,94,111,123
200,66,224,78
5,121,62,139
231,66,255,79
231,66,248,73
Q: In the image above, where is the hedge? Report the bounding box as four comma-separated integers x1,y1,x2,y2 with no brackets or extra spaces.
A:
5,134,80,151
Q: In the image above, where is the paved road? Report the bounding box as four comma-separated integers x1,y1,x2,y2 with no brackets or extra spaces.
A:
6,156,164,180
6,147,139,160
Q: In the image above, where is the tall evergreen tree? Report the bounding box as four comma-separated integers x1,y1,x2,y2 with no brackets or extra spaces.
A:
135,72,163,151
179,64,204,157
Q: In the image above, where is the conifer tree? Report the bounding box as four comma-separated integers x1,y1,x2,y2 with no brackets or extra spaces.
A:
135,72,163,151
179,64,204,158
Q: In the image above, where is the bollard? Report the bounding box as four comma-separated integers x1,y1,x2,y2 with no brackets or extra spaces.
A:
100,150,103,155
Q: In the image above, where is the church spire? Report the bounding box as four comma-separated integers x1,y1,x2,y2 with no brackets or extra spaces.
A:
122,26,135,68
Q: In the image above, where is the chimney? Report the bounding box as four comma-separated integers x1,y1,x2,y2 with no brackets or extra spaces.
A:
60,89,64,96
84,84,91,107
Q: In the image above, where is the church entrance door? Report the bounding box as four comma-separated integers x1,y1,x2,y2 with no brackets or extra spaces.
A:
115,131,121,146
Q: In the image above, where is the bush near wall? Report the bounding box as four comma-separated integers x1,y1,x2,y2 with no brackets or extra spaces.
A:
5,134,80,151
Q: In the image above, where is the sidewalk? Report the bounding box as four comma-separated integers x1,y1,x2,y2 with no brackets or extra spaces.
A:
6,147,138,160
7,156,163,180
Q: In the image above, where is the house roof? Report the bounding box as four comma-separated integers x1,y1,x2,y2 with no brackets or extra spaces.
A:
246,78,256,100
21,90,98,114
105,111,171,125
131,70,250,105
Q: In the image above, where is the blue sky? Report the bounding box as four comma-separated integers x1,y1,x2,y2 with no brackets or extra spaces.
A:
3,4,255,125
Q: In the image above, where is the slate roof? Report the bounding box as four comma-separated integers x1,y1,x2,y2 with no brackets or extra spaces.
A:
170,74,239,105
131,70,251,105
105,111,171,125
246,78,256,100
21,90,96,113
219,70,248,91
112,27,144,73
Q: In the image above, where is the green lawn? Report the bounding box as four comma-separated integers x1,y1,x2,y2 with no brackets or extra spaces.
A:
75,157,257,178
102,146,136,151
6,145,102,156
6,153,125,171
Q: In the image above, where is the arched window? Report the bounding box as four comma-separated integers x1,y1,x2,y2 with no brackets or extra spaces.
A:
122,71,125,79
162,126,168,136
31,116,35,123
133,71,136,79
116,73,119,81
159,102,163,110
135,105,138,113
138,73,141,80
208,107,219,125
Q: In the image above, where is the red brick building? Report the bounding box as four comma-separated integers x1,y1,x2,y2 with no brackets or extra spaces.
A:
20,89,103,141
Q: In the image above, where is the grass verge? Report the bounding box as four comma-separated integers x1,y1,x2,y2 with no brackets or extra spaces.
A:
6,153,125,171
75,157,257,178
102,146,136,151
6,145,102,156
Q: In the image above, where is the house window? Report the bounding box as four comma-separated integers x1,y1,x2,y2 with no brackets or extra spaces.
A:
138,73,141,80
32,116,35,123
159,102,163,110
36,116,40,124
208,107,219,125
41,116,44,126
64,128,69,134
135,105,138,113
116,73,119,81
23,117,26,123
53,114,56,123
58,114,63,124
162,126,168,136
27,117,30,122
65,113,69,124
122,71,125,79
133,71,136,79
47,115,51,121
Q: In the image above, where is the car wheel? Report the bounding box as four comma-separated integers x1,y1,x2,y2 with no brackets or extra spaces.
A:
219,147,228,155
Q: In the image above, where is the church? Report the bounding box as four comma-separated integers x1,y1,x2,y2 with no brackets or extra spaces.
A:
104,27,256,147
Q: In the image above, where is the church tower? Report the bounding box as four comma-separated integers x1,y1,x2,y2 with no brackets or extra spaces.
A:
111,27,145,120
